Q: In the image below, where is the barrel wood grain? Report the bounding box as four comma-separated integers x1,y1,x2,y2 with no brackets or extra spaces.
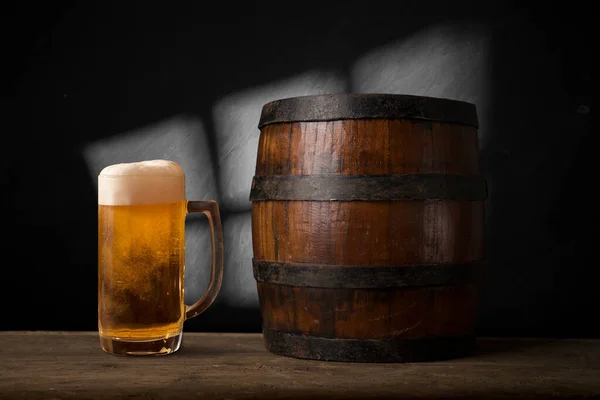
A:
255,120,480,176
252,200,484,265
251,94,485,362
257,283,479,338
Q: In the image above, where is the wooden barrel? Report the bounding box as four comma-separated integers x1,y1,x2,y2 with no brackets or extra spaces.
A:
250,93,486,363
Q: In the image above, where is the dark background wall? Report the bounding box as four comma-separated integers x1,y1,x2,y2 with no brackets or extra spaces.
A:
1,1,594,337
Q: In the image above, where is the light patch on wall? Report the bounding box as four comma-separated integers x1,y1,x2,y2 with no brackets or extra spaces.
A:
212,70,347,212
82,115,218,201
82,115,218,304
351,22,490,147
221,212,257,308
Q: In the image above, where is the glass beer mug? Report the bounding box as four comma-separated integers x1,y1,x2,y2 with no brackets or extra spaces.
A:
97,160,224,355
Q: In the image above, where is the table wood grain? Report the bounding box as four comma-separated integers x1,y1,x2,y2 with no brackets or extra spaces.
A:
0,332,598,399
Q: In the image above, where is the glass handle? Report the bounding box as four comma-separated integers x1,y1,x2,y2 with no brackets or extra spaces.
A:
185,200,224,320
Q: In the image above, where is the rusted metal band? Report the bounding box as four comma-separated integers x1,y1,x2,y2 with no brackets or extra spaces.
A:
249,174,487,201
252,259,484,289
262,327,475,363
258,93,478,128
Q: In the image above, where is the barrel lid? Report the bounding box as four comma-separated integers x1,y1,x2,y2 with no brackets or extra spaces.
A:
258,93,478,128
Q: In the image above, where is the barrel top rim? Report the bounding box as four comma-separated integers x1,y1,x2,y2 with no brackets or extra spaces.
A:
258,93,478,128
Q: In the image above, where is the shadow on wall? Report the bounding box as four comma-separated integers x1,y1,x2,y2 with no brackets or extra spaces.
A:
477,7,594,338
2,2,594,337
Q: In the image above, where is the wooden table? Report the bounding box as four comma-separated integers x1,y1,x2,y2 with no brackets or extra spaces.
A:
0,332,598,399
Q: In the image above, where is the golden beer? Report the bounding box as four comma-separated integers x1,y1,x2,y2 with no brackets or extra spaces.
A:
98,201,186,340
97,160,224,355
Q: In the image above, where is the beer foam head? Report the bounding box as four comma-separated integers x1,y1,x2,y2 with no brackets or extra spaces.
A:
98,160,185,205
